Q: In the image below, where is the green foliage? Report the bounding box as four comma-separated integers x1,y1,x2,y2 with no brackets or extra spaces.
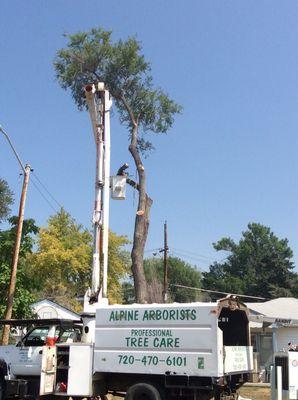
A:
107,231,130,304
121,281,135,304
144,257,202,303
202,223,298,299
54,28,182,151
27,209,129,310
0,179,13,223
0,218,38,318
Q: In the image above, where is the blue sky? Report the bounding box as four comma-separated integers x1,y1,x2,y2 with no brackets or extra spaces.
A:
1,1,298,272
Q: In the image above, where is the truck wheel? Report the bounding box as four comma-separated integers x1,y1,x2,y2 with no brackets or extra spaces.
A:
125,383,164,400
0,379,5,400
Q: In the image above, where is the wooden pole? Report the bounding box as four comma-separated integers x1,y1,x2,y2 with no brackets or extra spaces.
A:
1,164,31,345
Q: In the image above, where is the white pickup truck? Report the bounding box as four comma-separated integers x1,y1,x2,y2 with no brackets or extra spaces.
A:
0,318,81,399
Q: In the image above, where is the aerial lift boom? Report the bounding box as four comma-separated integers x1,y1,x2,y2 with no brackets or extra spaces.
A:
84,83,112,307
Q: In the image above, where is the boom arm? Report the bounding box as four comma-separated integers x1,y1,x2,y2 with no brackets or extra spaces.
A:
84,83,112,304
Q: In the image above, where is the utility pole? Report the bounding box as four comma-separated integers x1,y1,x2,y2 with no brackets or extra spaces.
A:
163,221,168,303
0,126,31,345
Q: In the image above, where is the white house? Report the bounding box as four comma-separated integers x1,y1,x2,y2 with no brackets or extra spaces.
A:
30,299,80,320
246,297,298,380
248,298,298,350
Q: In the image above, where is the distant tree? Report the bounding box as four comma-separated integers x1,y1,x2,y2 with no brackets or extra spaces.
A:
27,209,129,310
202,223,298,299
0,217,38,318
292,275,298,297
107,232,130,304
54,28,181,303
121,281,135,305
0,179,13,223
144,256,202,303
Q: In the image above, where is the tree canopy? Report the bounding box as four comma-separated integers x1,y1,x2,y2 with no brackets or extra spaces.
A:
54,28,181,303
0,178,13,223
26,209,129,310
202,223,298,299
0,217,38,318
54,29,181,145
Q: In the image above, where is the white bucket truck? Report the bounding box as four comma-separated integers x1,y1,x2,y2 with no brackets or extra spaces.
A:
39,296,252,400
0,83,253,400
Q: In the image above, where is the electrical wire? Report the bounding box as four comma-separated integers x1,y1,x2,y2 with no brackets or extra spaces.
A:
32,172,63,209
170,249,229,265
144,248,161,254
171,284,267,300
170,250,213,264
171,247,220,261
30,176,59,213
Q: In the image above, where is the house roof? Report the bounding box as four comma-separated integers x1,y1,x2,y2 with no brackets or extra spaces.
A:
30,299,80,318
247,297,298,320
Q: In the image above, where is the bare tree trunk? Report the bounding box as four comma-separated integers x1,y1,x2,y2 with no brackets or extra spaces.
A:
131,194,152,303
119,95,151,303
128,123,151,303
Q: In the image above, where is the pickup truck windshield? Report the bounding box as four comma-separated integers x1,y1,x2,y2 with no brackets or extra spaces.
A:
19,326,81,347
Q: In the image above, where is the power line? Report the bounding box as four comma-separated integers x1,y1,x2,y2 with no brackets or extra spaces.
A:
171,284,267,300
171,247,220,261
173,248,229,263
1,125,65,217
144,248,161,254
30,177,58,213
170,249,229,265
170,250,213,264
32,172,63,209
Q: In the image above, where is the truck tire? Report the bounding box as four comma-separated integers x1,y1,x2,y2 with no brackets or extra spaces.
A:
125,383,164,400
0,360,6,400
0,379,5,400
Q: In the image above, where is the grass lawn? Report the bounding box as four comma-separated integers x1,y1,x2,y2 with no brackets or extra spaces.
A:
239,386,271,400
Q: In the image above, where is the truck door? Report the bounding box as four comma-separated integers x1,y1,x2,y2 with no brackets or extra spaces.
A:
217,299,253,374
12,326,51,376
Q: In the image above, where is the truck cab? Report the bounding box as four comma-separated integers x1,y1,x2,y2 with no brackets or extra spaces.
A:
0,318,81,400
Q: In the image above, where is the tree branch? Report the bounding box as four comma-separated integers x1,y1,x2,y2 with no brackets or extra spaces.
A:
121,95,137,128
68,52,103,82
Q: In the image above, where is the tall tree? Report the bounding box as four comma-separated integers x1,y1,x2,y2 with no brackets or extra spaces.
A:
0,217,38,318
202,223,298,299
143,256,202,303
54,28,181,303
27,209,129,310
0,179,13,223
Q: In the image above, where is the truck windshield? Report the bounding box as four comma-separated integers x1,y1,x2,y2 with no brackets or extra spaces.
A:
20,326,81,347
22,327,50,347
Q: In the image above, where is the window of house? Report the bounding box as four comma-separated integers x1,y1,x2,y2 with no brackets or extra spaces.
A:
259,334,273,366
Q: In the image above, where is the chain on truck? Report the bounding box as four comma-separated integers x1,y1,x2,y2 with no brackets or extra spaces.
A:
0,83,254,400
